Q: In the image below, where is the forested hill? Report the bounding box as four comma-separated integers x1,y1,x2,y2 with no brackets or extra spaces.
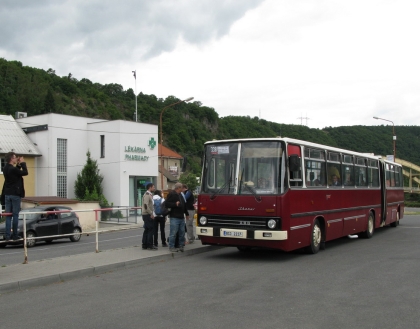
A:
1,58,420,174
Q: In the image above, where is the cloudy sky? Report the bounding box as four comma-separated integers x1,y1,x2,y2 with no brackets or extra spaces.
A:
1,0,419,129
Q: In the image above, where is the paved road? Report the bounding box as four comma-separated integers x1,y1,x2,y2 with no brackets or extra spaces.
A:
0,224,165,266
1,215,420,329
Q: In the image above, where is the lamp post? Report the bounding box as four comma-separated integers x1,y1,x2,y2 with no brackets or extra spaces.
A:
373,116,396,162
160,97,194,190
132,70,138,122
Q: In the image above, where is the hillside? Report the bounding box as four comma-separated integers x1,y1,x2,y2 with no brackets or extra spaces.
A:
1,58,420,174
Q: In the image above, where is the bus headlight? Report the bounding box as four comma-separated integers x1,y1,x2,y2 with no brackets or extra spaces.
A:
267,219,277,229
199,216,208,225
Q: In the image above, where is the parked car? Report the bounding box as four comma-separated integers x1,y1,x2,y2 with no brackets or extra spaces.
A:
0,206,82,248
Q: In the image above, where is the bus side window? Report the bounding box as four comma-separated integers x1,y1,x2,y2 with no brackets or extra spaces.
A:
305,160,325,187
355,166,367,186
368,160,379,187
327,164,341,186
385,164,391,187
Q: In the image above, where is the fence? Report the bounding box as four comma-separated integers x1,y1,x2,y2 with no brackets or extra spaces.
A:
0,206,143,264
101,205,142,224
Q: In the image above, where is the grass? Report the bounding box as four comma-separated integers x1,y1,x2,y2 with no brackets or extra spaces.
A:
404,211,420,216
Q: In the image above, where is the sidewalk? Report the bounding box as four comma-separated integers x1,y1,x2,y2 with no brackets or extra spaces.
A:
0,242,219,295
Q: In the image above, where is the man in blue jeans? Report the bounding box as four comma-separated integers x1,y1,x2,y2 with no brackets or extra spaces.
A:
2,152,28,241
165,182,189,252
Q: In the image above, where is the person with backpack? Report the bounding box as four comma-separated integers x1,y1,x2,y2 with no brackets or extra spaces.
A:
152,190,168,247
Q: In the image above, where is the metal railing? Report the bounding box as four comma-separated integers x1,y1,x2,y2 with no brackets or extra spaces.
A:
101,205,142,224
0,206,143,264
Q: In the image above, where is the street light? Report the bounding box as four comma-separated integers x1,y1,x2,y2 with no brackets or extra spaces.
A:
373,116,396,162
132,70,138,122
160,97,194,190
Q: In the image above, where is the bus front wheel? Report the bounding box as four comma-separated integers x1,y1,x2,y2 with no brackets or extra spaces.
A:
306,219,321,254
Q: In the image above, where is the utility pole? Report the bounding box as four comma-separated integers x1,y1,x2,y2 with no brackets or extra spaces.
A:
297,113,310,126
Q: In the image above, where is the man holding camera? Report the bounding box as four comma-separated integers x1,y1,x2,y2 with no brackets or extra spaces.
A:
2,152,28,241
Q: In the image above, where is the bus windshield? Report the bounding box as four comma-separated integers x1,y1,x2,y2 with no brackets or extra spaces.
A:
201,141,284,195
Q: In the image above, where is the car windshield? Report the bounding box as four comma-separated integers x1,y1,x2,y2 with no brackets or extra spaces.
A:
18,209,41,220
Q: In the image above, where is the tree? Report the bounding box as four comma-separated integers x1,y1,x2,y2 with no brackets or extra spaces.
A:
179,172,200,194
44,89,56,113
74,151,104,200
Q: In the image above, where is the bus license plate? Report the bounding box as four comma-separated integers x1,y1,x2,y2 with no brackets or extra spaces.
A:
222,230,245,238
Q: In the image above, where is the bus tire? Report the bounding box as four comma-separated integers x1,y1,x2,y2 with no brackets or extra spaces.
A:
360,212,375,239
306,219,321,254
390,211,400,227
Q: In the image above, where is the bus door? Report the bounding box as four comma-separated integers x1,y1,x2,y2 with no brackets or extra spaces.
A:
379,160,387,226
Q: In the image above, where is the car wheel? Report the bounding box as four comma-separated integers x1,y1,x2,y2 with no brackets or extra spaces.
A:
70,227,82,242
26,231,37,248
45,239,54,244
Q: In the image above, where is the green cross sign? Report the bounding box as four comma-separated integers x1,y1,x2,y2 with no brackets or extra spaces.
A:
148,137,156,150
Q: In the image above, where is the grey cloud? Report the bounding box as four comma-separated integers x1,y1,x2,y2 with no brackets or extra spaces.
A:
0,0,264,69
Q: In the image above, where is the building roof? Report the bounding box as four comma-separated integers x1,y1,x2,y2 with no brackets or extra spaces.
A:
0,115,42,156
158,144,183,159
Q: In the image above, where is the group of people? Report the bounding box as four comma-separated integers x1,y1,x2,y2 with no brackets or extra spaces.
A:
1,152,28,241
1,151,196,252
141,182,196,253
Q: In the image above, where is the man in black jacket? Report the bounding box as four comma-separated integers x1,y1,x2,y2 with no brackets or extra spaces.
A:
165,182,189,252
3,152,28,241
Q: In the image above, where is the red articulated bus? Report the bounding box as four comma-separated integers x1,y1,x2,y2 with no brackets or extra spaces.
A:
196,138,404,254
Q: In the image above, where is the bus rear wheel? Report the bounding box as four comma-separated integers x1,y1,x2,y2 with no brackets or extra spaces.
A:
360,212,375,239
390,211,400,227
306,219,321,254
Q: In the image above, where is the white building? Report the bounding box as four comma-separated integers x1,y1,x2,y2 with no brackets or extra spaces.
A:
16,113,158,209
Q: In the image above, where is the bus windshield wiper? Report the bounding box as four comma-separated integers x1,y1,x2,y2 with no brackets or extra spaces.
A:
243,182,262,202
210,181,231,200
210,168,234,200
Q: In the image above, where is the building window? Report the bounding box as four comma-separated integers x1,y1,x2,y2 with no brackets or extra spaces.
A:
100,135,105,158
57,138,67,198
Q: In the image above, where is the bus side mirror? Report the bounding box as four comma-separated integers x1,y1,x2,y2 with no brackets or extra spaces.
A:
289,155,301,171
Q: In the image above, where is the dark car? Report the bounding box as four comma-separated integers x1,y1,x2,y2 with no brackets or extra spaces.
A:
0,206,82,248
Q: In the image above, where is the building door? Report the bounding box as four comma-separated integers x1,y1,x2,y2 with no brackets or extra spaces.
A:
129,176,153,215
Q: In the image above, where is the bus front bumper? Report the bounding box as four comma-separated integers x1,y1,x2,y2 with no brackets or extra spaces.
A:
196,227,287,240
